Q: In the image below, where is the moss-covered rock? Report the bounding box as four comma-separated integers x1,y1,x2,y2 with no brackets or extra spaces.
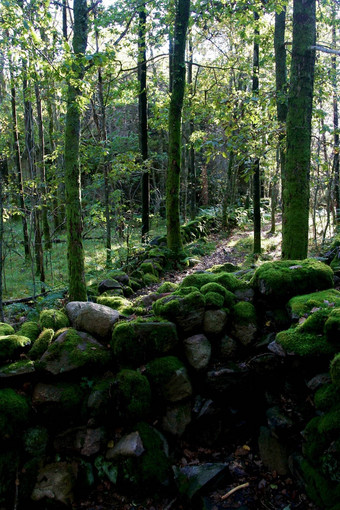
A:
112,319,178,367
251,259,334,302
208,262,240,273
204,291,224,308
200,282,226,298
0,334,31,363
96,295,136,316
39,309,69,330
153,291,205,334
0,450,19,506
276,328,336,356
146,356,192,402
324,309,340,343
0,359,35,378
28,328,54,360
143,273,160,285
230,301,257,346
180,271,245,293
330,353,340,387
301,458,340,508
314,383,340,412
297,309,330,334
0,322,15,336
17,321,41,342
0,388,30,440
288,289,340,319
36,328,110,375
157,281,179,293
23,426,49,457
32,381,86,420
115,369,151,421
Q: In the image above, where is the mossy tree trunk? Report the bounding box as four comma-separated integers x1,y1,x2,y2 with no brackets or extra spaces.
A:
282,0,316,259
139,2,149,242
166,0,190,256
252,12,261,255
64,0,88,301
274,6,287,233
331,4,339,227
187,35,196,220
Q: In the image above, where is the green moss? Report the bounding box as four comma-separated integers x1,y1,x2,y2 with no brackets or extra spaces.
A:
97,295,134,315
146,355,183,395
23,426,49,457
123,286,133,298
276,328,336,356
143,273,160,285
251,259,334,301
39,309,69,330
180,271,243,293
208,262,239,273
330,353,340,387
0,388,30,440
59,382,86,410
200,282,227,298
0,322,15,336
317,406,340,436
53,327,69,340
232,301,257,326
140,262,158,276
297,308,330,334
28,328,54,360
129,278,141,291
136,422,169,487
301,459,340,508
153,291,205,321
324,308,340,343
0,450,19,506
173,286,200,297
17,321,41,342
115,369,151,421
0,360,34,375
303,416,327,460
288,289,340,319
315,384,340,412
0,335,31,363
205,291,224,308
158,281,179,293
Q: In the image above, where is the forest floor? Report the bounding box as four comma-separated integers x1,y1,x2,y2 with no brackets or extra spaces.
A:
79,219,322,510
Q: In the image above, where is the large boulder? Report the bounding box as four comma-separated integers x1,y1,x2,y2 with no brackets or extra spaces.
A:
66,301,119,339
0,334,31,363
36,329,110,375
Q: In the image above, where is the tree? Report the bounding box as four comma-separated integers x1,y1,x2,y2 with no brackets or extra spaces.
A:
252,11,261,255
64,0,88,301
139,2,149,241
282,0,316,260
166,0,190,255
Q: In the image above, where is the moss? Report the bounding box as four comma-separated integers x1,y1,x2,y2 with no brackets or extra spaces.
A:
140,262,158,276
0,388,30,440
153,291,205,321
129,278,141,291
158,281,179,293
205,291,224,308
0,335,31,363
28,328,54,360
200,282,227,298
39,309,69,330
297,308,330,334
318,407,340,436
96,295,134,315
301,459,340,508
324,308,340,343
303,416,327,460
115,369,151,421
0,322,15,336
252,259,334,301
208,262,239,273
17,321,41,342
173,286,200,297
123,286,133,298
180,271,243,293
59,382,86,410
143,273,160,285
315,384,340,412
146,355,183,396
53,327,69,340
215,273,246,293
136,422,169,487
0,450,19,506
23,426,49,457
232,301,257,326
330,353,340,387
0,359,34,375
276,328,336,356
288,289,340,319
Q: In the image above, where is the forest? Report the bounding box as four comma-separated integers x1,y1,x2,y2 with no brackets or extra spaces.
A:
0,0,340,509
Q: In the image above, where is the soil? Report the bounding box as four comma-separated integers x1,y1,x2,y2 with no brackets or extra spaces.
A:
79,223,322,510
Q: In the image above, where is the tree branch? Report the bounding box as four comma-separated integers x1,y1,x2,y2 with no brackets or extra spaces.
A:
310,44,340,56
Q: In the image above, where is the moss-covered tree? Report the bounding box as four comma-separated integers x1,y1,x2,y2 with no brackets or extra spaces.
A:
64,0,88,301
282,0,316,259
166,0,190,256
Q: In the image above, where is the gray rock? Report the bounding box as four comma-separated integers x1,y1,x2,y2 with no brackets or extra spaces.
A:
31,462,76,506
0,360,35,378
234,287,254,301
306,372,332,391
66,301,119,339
268,340,287,357
162,402,192,436
231,323,257,346
184,334,211,370
163,366,193,402
203,309,228,336
266,406,293,434
98,279,122,295
54,427,106,457
258,426,289,475
220,335,238,359
106,431,144,460
206,364,250,394
173,463,228,500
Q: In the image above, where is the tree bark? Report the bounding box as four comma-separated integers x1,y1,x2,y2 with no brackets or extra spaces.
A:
187,35,196,220
332,4,339,226
138,2,149,241
166,0,190,256
252,12,261,255
282,0,316,260
64,0,88,301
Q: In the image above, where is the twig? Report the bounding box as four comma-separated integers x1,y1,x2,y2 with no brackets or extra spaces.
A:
221,482,250,500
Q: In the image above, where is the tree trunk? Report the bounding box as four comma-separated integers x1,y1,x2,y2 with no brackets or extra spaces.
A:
138,2,149,241
166,0,190,256
282,0,316,260
252,12,261,255
64,0,88,301
332,4,339,226
187,35,196,220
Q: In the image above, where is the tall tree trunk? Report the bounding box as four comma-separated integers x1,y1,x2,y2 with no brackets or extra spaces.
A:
282,0,316,259
64,0,88,301
252,12,261,254
332,4,339,227
166,0,190,256
187,35,196,220
138,2,149,241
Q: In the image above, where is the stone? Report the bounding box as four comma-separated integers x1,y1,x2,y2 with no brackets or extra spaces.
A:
231,302,257,346
306,373,332,391
268,340,287,357
165,367,193,402
153,292,205,334
173,463,228,500
0,360,35,378
220,335,238,359
247,353,283,375
203,309,228,336
162,402,192,436
205,364,250,395
98,279,122,295
32,382,84,417
258,426,289,475
106,431,144,460
234,287,255,301
31,462,76,506
37,329,110,375
54,427,106,457
184,334,211,370
66,301,119,339
266,406,293,434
